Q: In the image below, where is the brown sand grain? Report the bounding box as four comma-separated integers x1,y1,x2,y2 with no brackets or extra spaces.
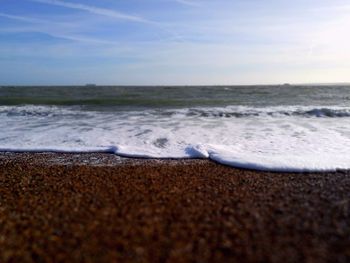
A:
1,153,350,262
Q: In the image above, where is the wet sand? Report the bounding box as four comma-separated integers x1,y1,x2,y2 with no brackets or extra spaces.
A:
1,152,350,262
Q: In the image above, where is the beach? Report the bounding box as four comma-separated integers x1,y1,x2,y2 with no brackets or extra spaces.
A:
2,0,350,260
1,152,350,262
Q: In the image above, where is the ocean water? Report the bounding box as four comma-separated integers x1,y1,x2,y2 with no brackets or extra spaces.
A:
1,85,350,172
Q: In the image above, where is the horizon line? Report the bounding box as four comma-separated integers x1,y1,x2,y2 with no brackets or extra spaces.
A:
1,82,350,87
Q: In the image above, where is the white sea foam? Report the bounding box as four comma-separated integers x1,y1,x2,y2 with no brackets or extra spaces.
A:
1,105,350,172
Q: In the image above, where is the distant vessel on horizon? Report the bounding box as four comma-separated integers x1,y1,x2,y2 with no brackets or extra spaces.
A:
85,84,97,87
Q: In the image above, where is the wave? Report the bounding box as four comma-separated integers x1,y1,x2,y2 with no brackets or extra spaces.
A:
169,106,350,118
2,105,350,118
1,144,350,172
2,105,350,172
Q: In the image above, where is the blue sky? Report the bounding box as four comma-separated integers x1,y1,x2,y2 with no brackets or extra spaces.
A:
0,0,350,85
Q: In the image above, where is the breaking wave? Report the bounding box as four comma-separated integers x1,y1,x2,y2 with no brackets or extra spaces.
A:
2,105,350,118
2,105,350,172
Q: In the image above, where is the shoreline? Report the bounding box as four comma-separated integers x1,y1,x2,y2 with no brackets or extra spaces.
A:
1,152,350,262
1,151,347,173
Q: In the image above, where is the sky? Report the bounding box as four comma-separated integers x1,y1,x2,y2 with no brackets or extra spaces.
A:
0,0,350,85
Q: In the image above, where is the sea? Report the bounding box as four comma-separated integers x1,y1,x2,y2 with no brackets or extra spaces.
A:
1,85,350,172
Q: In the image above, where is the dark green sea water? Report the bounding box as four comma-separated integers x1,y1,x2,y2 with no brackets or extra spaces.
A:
1,85,350,110
1,85,350,171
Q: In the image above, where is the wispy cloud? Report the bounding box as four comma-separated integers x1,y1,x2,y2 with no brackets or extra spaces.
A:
0,12,45,23
30,0,184,40
311,3,350,12
175,0,201,7
0,10,183,45
31,0,150,23
0,12,116,44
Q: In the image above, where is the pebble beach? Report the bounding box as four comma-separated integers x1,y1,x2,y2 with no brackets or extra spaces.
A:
1,152,350,262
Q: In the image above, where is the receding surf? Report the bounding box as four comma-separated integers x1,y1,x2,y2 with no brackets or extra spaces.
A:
2,96,350,172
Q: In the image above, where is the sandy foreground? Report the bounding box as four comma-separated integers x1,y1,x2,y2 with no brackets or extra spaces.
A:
1,152,350,262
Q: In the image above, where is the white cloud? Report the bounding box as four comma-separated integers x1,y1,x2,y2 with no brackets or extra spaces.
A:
0,12,117,44
2,0,350,84
0,12,45,23
175,0,201,7
31,0,150,23
29,0,183,40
